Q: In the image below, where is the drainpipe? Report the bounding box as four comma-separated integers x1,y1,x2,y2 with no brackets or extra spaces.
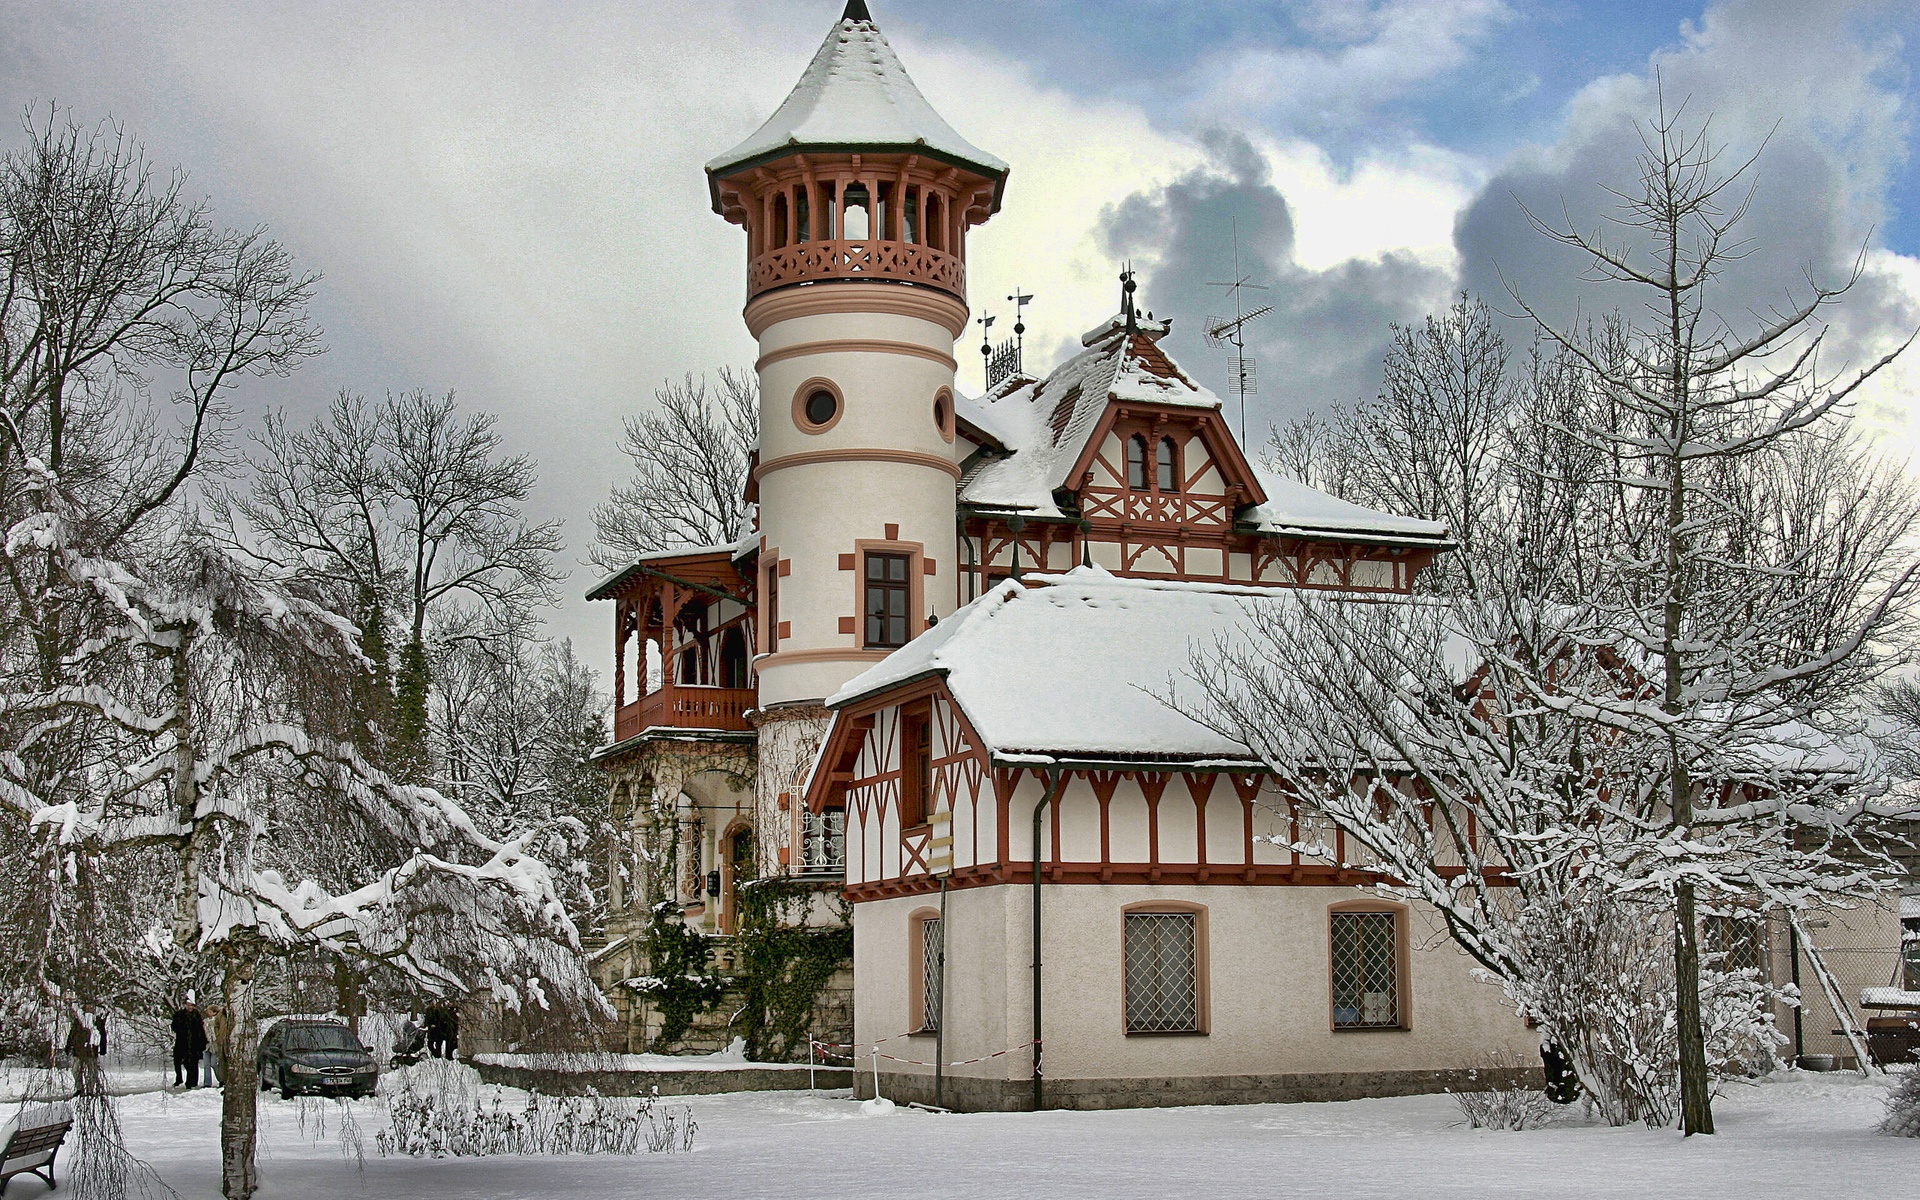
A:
1031,766,1065,1112
935,874,948,1109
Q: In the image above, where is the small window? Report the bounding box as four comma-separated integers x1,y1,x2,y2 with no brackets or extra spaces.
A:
899,699,932,827
801,808,845,873
933,389,954,442
805,389,838,427
903,189,919,244
765,568,781,654
1330,911,1400,1029
795,188,811,243
1704,914,1768,979
1126,435,1149,489
1157,437,1179,492
917,915,944,1033
1124,911,1200,1033
864,552,912,649
771,193,789,249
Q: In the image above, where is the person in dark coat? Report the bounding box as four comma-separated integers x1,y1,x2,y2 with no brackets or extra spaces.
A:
424,1003,449,1060
171,1000,207,1088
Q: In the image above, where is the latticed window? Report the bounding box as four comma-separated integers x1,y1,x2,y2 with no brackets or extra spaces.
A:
1156,437,1179,491
1330,911,1400,1029
865,552,911,649
1124,912,1199,1033
918,916,944,1033
1126,435,1149,490
1704,915,1768,978
801,808,845,873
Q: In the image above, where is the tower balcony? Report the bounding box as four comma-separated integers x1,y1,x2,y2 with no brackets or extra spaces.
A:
615,682,757,742
748,237,965,303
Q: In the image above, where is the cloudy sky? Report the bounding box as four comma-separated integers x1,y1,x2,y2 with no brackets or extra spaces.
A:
5,0,1917,658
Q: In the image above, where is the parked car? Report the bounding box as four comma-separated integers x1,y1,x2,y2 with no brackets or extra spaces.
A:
256,1019,378,1099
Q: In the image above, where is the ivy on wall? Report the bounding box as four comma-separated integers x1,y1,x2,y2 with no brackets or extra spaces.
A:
637,900,726,1050
731,876,853,1062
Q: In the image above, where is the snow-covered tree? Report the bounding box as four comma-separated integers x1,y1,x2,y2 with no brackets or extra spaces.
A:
1202,101,1919,1134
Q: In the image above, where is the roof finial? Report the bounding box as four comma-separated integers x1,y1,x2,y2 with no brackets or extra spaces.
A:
842,0,875,23
1120,265,1139,334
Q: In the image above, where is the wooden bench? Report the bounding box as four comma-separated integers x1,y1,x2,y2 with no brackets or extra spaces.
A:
1,1104,72,1195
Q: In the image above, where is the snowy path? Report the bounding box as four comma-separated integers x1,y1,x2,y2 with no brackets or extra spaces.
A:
55,1072,1913,1198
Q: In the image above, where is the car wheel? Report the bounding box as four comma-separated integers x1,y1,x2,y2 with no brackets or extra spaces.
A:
259,1068,270,1092
278,1068,295,1098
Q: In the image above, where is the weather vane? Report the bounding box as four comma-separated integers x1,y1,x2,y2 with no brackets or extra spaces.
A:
1204,220,1273,446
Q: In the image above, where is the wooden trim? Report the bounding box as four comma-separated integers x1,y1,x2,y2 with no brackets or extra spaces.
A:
1120,900,1210,1036
841,861,1389,901
757,647,890,670
758,338,958,372
745,281,970,339
756,447,963,481
791,376,846,435
1326,898,1413,1033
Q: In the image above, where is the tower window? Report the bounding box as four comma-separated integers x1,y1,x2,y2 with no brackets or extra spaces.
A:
795,187,810,243
794,379,843,433
864,552,912,649
1157,437,1180,492
903,189,919,244
1126,435,1148,490
933,388,954,442
771,193,789,249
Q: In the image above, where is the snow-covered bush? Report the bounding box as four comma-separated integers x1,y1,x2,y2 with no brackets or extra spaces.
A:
1449,1053,1560,1130
1879,1069,1920,1138
374,1060,695,1157
1506,892,1790,1128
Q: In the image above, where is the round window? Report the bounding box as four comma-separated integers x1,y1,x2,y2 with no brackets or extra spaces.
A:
804,389,838,427
933,391,953,442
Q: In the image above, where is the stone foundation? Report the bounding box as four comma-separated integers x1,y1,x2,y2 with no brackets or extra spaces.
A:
859,1065,1546,1112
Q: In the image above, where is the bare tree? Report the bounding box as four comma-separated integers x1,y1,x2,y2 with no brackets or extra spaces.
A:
590,369,757,570
222,388,563,771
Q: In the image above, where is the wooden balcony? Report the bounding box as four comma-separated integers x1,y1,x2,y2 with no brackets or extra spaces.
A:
747,238,964,302
614,684,756,742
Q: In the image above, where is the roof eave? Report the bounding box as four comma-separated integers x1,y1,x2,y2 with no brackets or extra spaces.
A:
708,145,1008,216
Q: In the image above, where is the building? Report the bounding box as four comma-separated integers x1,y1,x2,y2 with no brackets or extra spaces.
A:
587,0,1905,1104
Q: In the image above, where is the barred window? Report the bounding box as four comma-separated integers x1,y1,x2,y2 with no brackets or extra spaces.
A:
1124,912,1199,1033
800,808,845,873
917,916,944,1033
1330,911,1400,1029
1704,915,1768,978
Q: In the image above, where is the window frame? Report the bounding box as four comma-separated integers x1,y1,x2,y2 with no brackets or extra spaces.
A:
1126,434,1149,490
897,698,933,830
1120,901,1209,1036
1327,901,1411,1032
1156,436,1181,492
859,547,919,651
791,376,845,435
909,907,944,1036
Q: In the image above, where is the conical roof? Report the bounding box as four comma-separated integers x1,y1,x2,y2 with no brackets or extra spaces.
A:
707,4,1007,185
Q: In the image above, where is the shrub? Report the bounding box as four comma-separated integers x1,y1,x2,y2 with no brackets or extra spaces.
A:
373,1060,695,1157
1880,1068,1920,1138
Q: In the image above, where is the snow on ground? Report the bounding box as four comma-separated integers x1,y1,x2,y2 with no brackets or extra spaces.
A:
18,1069,1906,1199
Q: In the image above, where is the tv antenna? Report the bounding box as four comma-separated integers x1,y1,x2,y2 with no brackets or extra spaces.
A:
1204,220,1272,446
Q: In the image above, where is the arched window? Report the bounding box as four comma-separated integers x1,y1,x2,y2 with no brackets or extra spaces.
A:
843,182,871,240
771,193,789,249
678,644,706,686
1157,437,1180,492
719,627,749,689
1126,435,1149,490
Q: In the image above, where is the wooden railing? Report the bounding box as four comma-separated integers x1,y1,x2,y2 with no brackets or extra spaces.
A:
614,685,756,741
748,238,964,301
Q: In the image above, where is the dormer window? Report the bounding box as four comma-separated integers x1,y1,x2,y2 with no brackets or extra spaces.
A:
1157,437,1180,492
1126,435,1149,489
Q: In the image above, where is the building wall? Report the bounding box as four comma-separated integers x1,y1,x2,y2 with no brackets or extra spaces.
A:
754,299,963,707
852,884,1537,1111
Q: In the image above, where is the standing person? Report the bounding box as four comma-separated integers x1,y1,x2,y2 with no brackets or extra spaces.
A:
171,998,207,1089
443,1005,459,1062
95,1008,109,1057
423,1003,447,1060
205,1001,227,1088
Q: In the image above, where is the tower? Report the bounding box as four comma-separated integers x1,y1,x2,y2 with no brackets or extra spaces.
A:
707,1,1006,727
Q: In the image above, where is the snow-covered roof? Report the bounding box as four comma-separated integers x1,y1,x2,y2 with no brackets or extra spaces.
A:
707,5,1007,183
1244,469,1449,544
959,316,1220,518
585,535,757,601
829,567,1293,764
